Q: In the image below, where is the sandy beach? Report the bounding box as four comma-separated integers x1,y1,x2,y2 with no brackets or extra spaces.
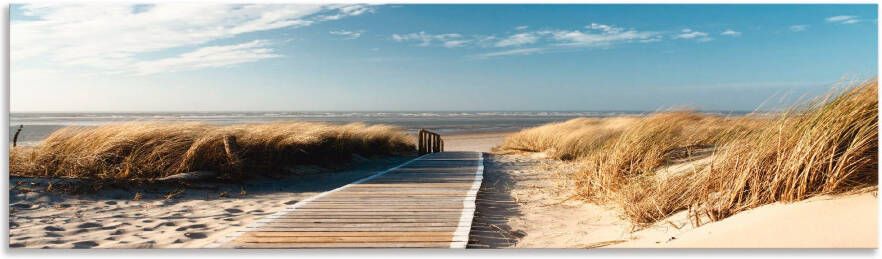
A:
9,130,878,248
471,150,878,248
9,157,411,248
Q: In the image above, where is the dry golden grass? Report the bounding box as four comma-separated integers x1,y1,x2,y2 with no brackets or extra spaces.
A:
10,122,415,181
691,80,878,222
496,80,877,226
494,117,637,160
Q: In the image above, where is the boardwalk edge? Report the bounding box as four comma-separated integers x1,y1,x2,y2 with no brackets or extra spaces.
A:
450,152,484,249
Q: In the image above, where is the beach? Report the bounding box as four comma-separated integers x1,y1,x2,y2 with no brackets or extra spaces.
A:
9,126,878,248
9,157,411,248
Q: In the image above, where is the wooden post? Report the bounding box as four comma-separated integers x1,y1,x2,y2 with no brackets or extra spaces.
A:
416,129,444,154
12,125,22,148
428,134,434,154
432,134,440,153
417,129,424,155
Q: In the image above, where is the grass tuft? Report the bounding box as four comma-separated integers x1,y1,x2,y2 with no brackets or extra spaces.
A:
10,122,415,181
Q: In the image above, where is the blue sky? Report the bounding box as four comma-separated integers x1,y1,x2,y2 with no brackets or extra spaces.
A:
10,4,878,112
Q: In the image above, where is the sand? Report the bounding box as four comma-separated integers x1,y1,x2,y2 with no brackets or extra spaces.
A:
469,153,636,248
8,157,410,248
614,191,878,248
473,151,878,248
442,132,512,153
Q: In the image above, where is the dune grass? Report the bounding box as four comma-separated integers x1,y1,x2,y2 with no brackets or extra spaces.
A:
691,80,878,222
10,122,415,181
495,80,878,225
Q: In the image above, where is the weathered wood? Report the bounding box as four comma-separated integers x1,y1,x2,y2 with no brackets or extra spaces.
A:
417,129,444,155
247,227,460,232
219,151,482,249
12,125,22,147
237,236,455,243
232,242,460,248
243,231,456,237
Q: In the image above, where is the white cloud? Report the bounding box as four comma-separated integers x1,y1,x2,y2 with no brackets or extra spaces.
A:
394,23,663,59
550,24,660,47
515,25,529,30
674,28,712,42
317,4,373,21
495,33,539,47
476,48,545,58
330,29,364,39
12,4,373,75
391,32,467,48
133,40,280,75
721,29,741,37
789,24,810,32
826,15,860,24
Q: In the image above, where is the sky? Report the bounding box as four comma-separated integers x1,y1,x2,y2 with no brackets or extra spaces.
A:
9,4,878,112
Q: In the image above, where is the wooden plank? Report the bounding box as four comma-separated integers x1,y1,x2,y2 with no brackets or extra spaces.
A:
236,236,454,243
289,209,465,212
243,231,455,237
298,205,465,209
263,218,466,223
217,151,482,249
247,227,459,232
232,242,459,248
271,213,464,216
256,222,462,228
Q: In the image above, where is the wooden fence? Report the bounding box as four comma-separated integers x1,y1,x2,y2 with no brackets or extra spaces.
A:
417,129,444,155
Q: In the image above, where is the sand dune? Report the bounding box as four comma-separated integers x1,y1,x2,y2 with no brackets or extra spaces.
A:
616,192,877,248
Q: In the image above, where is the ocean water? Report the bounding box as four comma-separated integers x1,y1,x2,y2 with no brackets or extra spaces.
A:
9,111,650,145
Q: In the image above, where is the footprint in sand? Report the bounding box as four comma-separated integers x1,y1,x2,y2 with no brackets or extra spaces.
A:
12,203,39,210
77,222,102,229
45,232,62,238
9,243,25,248
225,208,243,213
184,232,207,239
44,226,65,232
73,241,99,248
284,200,300,205
188,223,208,229
110,229,125,235
100,225,119,230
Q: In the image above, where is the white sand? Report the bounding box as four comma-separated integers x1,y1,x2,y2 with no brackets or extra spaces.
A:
443,132,512,153
614,192,878,248
471,153,636,248
9,157,409,248
477,151,878,248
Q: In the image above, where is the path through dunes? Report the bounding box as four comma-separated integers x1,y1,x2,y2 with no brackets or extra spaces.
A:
210,151,484,248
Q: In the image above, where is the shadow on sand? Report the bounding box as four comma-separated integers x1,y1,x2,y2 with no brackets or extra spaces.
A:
467,153,525,248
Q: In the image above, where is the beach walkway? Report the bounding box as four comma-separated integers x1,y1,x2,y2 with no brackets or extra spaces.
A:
210,151,484,248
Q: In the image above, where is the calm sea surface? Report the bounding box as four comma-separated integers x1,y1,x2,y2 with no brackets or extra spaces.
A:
9,111,668,145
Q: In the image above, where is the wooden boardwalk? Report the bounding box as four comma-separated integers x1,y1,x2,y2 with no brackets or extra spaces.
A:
210,151,484,248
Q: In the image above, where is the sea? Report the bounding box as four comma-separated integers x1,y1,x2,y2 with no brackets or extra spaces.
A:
8,111,660,146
